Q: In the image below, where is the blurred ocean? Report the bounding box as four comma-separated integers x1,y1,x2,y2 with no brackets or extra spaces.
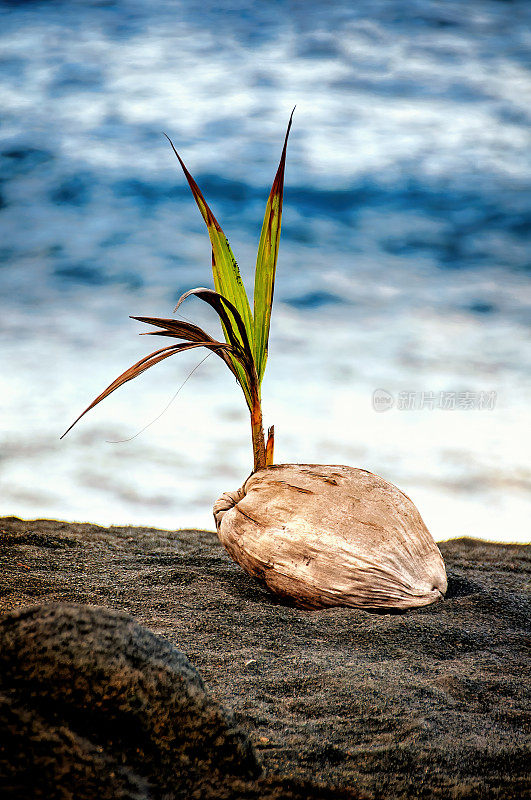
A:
1,0,530,542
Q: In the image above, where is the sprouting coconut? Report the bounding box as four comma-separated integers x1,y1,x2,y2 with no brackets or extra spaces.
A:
62,111,447,611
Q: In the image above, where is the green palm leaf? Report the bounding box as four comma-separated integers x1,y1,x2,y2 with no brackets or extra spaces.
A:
173,286,258,409
253,109,294,384
164,134,254,354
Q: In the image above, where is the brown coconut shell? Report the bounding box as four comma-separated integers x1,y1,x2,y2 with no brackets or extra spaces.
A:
213,464,447,611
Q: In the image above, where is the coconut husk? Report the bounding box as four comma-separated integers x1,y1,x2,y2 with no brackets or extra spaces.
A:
214,464,447,611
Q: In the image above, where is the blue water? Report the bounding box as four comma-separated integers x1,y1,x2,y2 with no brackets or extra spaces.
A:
1,0,530,541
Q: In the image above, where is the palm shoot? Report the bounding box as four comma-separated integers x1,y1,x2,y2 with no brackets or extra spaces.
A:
62,111,294,472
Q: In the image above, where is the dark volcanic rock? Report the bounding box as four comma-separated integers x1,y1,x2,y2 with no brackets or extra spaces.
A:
0,516,529,799
0,691,149,800
0,603,259,799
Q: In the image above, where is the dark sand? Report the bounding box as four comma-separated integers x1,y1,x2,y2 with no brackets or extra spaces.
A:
0,516,529,799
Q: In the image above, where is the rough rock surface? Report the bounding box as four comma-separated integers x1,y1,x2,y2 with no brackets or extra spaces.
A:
0,603,259,799
0,516,529,799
